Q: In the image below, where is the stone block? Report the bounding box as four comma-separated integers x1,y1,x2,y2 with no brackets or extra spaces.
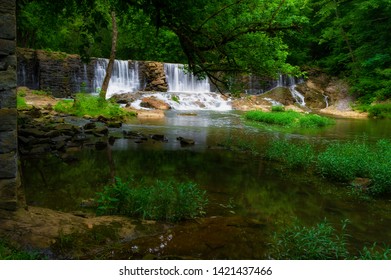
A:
0,14,16,40
0,89,16,108
0,200,17,211
0,130,16,153
0,66,16,90
0,152,17,179
0,108,16,131
0,0,16,13
0,38,15,55
0,178,17,199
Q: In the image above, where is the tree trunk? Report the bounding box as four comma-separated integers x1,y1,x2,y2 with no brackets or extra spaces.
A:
100,11,118,99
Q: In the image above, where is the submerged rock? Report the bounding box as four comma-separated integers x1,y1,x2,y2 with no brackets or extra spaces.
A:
150,134,168,142
177,137,195,146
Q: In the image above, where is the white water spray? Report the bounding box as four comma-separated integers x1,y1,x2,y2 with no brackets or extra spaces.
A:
164,63,211,93
93,59,141,98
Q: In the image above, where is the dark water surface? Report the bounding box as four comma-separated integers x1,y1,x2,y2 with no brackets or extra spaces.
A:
21,111,391,259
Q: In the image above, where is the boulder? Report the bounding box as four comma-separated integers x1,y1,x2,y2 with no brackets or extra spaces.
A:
177,137,195,146
140,96,171,110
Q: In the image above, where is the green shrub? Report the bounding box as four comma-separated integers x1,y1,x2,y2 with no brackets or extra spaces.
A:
245,110,334,129
271,105,285,112
54,94,135,119
368,103,391,119
269,219,349,260
266,140,315,169
95,177,208,222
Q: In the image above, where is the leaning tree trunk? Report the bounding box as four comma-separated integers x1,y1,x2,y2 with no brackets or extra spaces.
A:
100,11,118,99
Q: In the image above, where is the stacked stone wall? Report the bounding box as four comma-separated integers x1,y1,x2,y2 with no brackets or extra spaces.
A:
0,0,20,210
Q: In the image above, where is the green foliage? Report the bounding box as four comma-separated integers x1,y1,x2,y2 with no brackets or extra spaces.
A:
317,140,372,182
367,103,391,119
95,177,208,222
245,110,334,129
317,139,391,195
269,219,349,260
17,94,29,110
358,243,391,260
0,239,42,260
271,105,285,112
54,94,134,119
266,140,315,169
171,95,180,103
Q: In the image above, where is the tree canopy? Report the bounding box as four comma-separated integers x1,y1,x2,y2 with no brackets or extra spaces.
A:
16,0,391,102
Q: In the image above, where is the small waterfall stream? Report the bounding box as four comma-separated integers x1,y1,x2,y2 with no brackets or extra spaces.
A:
164,63,211,93
93,58,141,99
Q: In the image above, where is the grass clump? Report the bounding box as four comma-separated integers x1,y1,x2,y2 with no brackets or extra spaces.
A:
245,110,334,129
17,94,29,109
271,105,285,112
269,219,349,260
270,219,391,260
54,93,135,119
95,177,208,222
317,140,372,182
317,139,391,195
266,140,315,169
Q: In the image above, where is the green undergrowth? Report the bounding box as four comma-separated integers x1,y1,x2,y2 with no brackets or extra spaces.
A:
95,177,208,222
270,219,391,260
261,138,391,196
266,140,315,169
354,102,391,119
0,239,42,260
317,139,391,195
54,93,135,119
245,110,335,129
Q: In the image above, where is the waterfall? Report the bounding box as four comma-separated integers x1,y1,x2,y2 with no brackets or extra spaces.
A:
323,94,329,108
93,59,141,98
132,92,232,111
164,63,211,93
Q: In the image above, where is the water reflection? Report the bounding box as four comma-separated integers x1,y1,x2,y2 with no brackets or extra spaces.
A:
21,111,391,259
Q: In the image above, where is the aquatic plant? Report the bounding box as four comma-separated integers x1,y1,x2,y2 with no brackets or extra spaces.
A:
269,219,349,260
95,177,208,222
317,139,391,195
317,140,372,182
357,243,391,260
266,140,315,169
245,110,334,129
54,93,135,119
270,219,391,260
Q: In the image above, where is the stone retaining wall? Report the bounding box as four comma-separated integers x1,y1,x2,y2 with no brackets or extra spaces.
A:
0,0,20,210
17,48,169,97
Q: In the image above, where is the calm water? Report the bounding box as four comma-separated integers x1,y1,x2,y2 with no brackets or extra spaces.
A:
21,111,391,259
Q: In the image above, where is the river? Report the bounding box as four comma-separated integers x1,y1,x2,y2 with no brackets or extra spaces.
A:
21,110,391,259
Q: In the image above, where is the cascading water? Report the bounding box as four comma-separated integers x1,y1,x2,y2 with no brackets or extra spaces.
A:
93,58,141,99
154,63,232,111
164,63,211,93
